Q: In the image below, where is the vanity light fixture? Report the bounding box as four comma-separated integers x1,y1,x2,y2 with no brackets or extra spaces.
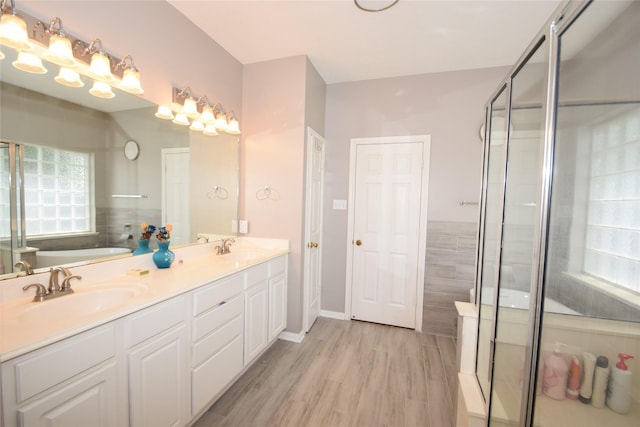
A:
89,80,114,98
174,87,199,119
54,67,84,87
116,54,143,95
155,105,174,120
12,51,46,73
0,0,32,50
172,112,190,126
35,17,76,67
226,111,241,135
85,38,115,83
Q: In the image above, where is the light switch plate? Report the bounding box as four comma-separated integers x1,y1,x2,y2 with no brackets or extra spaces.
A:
333,199,347,210
239,220,248,234
231,220,238,233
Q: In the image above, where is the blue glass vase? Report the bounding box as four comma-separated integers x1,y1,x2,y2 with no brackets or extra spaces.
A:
132,239,153,256
152,240,175,269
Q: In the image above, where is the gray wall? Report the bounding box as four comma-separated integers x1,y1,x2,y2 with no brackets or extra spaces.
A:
322,66,508,314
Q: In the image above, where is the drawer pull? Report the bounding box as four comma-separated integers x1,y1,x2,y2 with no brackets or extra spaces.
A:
216,300,227,308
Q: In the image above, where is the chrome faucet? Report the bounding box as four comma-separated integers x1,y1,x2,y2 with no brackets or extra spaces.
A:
23,267,81,302
14,260,34,275
215,238,236,255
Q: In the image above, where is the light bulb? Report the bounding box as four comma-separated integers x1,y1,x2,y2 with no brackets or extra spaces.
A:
12,52,47,74
119,68,143,95
89,80,115,98
155,105,174,120
0,13,32,51
44,34,76,67
172,112,190,126
203,124,218,136
190,120,205,132
87,51,114,82
200,105,215,124
181,97,199,119
55,68,84,87
226,117,241,135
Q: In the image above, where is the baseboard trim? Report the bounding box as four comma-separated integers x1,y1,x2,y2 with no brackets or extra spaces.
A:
278,330,305,343
320,310,347,320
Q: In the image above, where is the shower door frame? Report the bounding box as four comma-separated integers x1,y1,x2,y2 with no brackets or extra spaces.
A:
473,1,596,425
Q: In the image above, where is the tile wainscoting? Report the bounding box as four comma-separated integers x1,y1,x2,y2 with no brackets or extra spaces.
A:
423,221,477,337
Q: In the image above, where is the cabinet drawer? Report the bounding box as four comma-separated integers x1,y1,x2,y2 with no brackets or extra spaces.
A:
127,297,185,347
192,335,243,416
8,325,115,403
193,314,243,367
192,274,243,316
245,263,268,289
269,256,286,276
193,294,243,342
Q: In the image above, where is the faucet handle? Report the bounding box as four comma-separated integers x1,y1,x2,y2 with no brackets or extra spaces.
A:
23,283,48,302
15,260,34,275
61,275,81,291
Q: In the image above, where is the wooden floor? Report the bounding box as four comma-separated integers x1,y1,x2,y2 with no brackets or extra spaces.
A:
193,317,457,427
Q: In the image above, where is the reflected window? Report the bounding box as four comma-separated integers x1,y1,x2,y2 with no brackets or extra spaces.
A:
585,107,640,293
22,144,93,236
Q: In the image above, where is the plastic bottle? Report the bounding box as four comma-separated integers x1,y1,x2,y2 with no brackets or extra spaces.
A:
591,356,609,408
579,352,596,404
566,355,580,400
543,342,569,400
607,353,634,414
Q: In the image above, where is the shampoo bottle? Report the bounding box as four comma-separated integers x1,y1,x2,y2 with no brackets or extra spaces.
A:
607,353,634,414
566,355,581,400
591,356,609,408
543,343,569,400
579,352,596,404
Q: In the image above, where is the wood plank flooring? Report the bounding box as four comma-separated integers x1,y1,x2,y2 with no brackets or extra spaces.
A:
193,318,457,427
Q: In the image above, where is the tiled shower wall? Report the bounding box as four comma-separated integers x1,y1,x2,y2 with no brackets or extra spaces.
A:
423,221,478,337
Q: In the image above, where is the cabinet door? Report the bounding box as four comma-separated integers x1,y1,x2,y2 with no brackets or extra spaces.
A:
129,325,188,427
269,272,287,342
244,280,269,364
17,362,118,427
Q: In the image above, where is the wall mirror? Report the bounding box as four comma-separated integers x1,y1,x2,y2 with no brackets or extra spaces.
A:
0,46,239,280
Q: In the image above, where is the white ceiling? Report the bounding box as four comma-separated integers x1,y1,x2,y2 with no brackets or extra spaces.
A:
168,0,562,84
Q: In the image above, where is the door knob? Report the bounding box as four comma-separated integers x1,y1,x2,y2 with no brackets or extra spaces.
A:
355,240,362,246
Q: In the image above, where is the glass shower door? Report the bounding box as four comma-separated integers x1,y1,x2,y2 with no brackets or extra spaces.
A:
0,142,11,274
489,39,548,425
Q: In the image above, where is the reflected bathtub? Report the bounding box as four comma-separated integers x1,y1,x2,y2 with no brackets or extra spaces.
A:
472,287,580,315
36,247,131,268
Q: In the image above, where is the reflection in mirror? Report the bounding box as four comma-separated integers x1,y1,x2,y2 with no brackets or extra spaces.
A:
542,0,640,323
0,47,238,279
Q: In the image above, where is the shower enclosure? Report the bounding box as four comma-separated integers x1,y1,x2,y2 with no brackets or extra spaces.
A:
473,0,640,425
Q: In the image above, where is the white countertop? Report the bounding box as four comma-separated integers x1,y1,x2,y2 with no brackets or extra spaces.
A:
0,238,288,362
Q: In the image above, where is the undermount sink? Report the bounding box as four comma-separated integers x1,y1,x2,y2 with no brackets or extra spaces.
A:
15,284,148,324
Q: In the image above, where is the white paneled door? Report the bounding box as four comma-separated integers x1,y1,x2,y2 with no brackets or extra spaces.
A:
303,127,325,333
347,136,430,330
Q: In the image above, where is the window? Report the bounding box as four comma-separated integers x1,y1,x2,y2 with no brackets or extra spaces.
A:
23,144,94,236
585,108,640,293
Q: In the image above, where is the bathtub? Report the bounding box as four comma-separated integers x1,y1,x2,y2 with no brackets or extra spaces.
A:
36,247,131,268
472,287,580,315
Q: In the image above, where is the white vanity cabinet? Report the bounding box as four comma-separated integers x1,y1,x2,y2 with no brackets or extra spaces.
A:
244,256,288,365
0,325,124,427
126,297,189,427
190,273,244,416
